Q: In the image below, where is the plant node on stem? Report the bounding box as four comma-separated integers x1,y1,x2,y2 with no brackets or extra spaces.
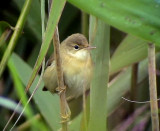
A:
53,27,70,131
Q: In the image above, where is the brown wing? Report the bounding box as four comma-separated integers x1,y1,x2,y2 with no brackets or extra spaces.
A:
46,53,54,67
43,53,54,92
42,86,48,91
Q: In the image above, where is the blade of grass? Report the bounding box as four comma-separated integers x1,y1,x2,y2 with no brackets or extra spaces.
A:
88,16,110,131
9,60,46,131
8,59,34,121
0,0,33,77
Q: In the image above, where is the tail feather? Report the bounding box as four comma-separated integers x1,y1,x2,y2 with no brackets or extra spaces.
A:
42,87,48,91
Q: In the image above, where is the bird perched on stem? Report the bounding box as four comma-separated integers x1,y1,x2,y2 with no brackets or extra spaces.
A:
43,33,96,99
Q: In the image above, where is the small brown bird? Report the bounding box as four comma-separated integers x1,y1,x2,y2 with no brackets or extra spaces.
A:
43,33,95,99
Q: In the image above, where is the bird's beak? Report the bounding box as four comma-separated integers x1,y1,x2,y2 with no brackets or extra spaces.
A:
85,45,96,50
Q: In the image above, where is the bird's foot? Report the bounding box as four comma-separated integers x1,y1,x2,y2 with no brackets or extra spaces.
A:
60,103,71,123
56,86,66,94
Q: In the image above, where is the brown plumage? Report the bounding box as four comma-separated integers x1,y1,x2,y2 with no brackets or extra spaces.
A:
43,33,95,99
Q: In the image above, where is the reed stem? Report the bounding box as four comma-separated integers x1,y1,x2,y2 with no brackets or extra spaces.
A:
148,43,159,131
53,27,68,131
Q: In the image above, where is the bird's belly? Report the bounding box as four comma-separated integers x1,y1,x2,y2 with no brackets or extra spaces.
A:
64,69,91,98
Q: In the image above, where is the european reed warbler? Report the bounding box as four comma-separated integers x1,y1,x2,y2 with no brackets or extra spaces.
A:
43,33,95,99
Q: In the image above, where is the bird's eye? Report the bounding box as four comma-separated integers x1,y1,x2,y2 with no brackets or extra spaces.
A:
74,45,79,50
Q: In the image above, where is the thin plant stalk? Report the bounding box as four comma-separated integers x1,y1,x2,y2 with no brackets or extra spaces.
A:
0,0,33,77
53,27,68,131
148,43,159,131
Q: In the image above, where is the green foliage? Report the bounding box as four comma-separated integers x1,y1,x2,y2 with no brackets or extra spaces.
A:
0,21,12,35
14,0,42,41
88,17,110,131
110,35,148,75
26,0,66,92
0,21,12,49
0,0,33,77
68,0,160,45
0,0,159,130
11,53,61,131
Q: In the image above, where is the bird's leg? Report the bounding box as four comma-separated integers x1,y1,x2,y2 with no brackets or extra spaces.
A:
66,96,75,102
55,87,60,92
55,86,65,94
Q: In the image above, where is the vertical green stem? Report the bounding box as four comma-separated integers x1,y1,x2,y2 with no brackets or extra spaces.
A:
0,0,33,77
88,16,110,131
148,43,159,131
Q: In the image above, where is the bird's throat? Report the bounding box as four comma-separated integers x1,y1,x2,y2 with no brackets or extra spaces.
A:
67,50,90,61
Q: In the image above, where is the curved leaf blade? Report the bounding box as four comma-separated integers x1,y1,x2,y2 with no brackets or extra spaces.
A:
11,53,61,130
68,0,160,45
